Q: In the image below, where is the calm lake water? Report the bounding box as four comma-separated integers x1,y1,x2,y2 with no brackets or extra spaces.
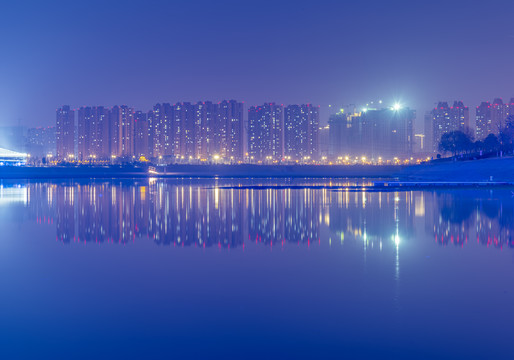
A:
1,179,513,359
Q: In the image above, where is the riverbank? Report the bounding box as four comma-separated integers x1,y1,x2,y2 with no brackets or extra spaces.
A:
397,156,514,182
1,157,512,182
0,164,401,179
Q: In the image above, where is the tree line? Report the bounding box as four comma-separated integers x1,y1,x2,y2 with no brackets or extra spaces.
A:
438,117,514,157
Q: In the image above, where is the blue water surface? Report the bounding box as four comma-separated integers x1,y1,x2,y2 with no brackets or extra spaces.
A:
0,179,513,359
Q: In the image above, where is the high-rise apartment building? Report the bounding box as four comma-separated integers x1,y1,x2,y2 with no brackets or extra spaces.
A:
475,101,492,140
119,105,134,157
56,105,75,159
423,111,433,153
328,107,360,159
218,100,244,161
194,101,218,159
109,106,121,157
328,106,414,160
26,126,56,157
506,98,514,120
431,101,469,152
77,107,94,160
284,104,319,161
450,101,470,131
149,103,173,157
95,106,110,158
491,98,506,132
173,102,195,158
108,105,134,157
77,106,110,159
248,103,284,162
475,98,514,139
134,111,149,158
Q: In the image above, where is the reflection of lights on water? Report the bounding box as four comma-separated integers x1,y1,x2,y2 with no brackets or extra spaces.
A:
394,233,400,247
0,184,28,205
214,187,219,209
393,232,400,283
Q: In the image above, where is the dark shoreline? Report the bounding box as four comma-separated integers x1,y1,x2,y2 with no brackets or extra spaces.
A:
0,157,513,184
0,164,401,179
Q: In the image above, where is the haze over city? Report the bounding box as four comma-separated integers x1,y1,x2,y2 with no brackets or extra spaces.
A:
1,0,514,130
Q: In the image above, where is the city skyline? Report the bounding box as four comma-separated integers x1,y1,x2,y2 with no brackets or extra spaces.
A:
8,95,514,162
59,101,324,163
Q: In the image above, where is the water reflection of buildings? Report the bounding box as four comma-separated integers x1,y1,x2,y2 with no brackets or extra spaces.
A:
425,191,514,249
148,184,248,248
249,188,321,245
23,182,415,252
0,183,28,206
27,182,250,247
326,190,415,250
24,182,514,251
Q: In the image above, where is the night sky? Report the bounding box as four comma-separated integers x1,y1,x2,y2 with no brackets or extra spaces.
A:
1,0,513,130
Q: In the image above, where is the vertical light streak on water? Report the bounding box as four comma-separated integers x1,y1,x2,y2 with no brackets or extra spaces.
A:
394,191,401,313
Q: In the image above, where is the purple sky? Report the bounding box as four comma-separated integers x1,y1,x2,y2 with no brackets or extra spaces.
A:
1,0,513,131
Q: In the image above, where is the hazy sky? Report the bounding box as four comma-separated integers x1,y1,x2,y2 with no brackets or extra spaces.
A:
1,0,513,130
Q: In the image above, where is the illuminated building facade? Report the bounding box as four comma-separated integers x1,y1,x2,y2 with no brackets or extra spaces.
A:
134,111,149,158
423,111,433,153
248,103,284,162
284,104,320,161
475,98,514,140
329,105,414,161
119,105,134,157
431,101,469,152
77,106,94,160
194,101,216,159
217,100,245,161
491,98,506,134
26,126,56,157
56,105,75,159
475,101,491,140
328,107,360,159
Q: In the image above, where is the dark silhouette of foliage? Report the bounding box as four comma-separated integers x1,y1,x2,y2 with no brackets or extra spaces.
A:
483,134,500,152
438,131,473,156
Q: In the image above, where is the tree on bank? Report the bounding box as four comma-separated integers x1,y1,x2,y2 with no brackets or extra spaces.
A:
438,131,473,156
438,117,514,159
483,134,500,152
